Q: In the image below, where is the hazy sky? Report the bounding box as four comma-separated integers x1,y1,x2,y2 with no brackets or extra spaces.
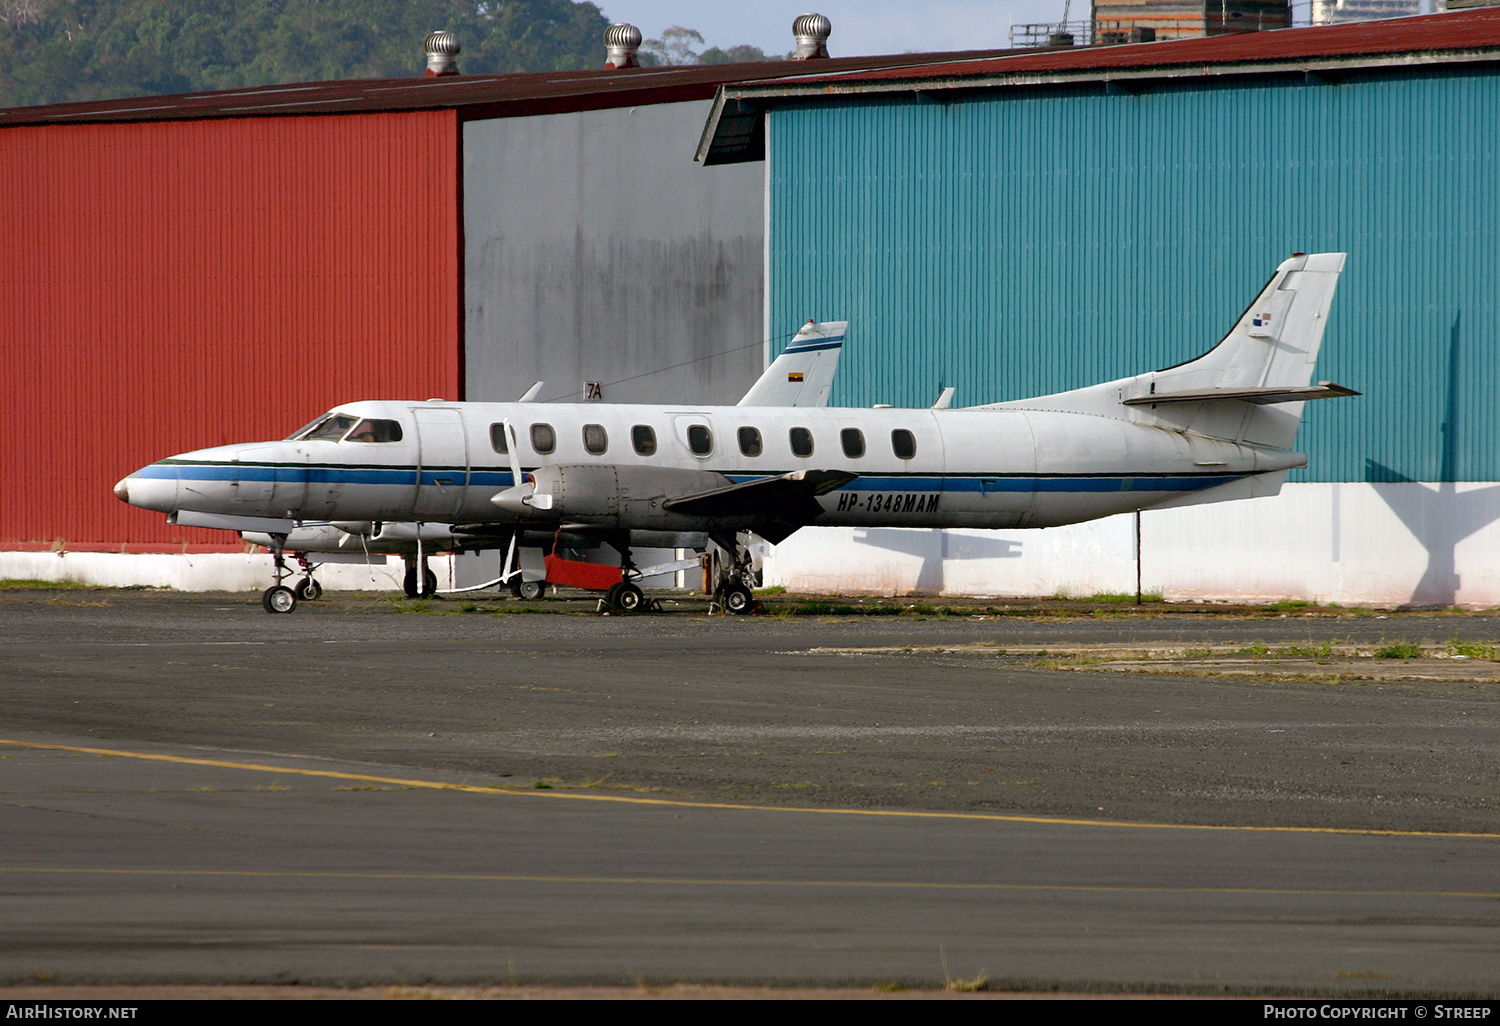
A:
596,0,1074,57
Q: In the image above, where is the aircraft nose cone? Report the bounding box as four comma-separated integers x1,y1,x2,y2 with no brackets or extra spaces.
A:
113,477,130,503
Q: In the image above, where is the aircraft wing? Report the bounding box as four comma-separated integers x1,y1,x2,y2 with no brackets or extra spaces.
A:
663,469,857,543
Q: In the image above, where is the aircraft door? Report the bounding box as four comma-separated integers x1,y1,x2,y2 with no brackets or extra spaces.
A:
413,407,470,519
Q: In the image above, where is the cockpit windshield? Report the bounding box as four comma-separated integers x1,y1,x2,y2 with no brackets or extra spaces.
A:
285,414,334,441
296,413,360,442
288,412,404,443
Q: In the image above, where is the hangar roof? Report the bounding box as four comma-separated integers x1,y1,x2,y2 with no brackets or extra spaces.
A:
698,8,1500,164
0,49,1020,128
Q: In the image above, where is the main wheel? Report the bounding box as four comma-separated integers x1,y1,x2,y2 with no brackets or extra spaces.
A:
614,582,644,613
403,567,438,598
262,585,297,614
517,579,545,601
722,582,754,615
294,578,322,601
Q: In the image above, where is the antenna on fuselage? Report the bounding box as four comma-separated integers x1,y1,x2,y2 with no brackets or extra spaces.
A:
517,382,543,403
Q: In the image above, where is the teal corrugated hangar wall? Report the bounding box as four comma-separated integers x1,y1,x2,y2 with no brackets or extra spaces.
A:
766,68,1500,483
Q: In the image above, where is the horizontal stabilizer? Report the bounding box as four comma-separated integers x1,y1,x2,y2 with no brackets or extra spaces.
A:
1122,381,1360,407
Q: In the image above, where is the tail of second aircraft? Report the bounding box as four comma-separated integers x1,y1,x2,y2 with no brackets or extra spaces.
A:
738,320,847,408
989,253,1353,450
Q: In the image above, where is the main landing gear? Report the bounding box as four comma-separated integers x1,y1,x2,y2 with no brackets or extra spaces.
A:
262,538,324,614
710,532,760,616
598,534,649,615
402,555,438,598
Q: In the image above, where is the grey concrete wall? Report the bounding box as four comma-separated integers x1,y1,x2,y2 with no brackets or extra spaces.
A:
464,101,764,407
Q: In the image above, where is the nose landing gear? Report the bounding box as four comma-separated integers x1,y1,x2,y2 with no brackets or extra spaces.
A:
260,536,325,613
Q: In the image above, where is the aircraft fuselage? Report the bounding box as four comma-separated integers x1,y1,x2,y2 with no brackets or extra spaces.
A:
119,398,1303,534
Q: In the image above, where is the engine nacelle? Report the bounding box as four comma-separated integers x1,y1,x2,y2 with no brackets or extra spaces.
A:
492,464,731,528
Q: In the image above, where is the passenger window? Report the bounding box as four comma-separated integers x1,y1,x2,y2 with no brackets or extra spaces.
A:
490,423,509,454
892,429,917,460
531,423,556,455
583,424,608,455
841,428,865,459
687,424,713,456
738,426,763,457
346,419,403,443
632,425,657,456
790,427,814,458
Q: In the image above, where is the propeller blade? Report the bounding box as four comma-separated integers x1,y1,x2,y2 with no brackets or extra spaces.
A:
502,419,525,489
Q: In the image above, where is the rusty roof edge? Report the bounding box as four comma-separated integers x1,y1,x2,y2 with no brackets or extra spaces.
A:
697,44,1500,163
0,50,1028,128
720,45,1500,101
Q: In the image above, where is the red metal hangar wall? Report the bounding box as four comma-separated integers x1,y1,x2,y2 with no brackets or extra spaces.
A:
0,110,463,551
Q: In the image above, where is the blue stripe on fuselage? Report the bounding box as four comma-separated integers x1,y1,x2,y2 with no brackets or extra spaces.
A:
148,460,1240,497
146,462,522,489
726,473,1243,493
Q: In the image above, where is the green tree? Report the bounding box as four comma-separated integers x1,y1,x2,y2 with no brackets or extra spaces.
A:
699,43,780,65
0,0,611,109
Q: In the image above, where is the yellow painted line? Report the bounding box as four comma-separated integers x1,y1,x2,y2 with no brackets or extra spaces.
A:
1,867,1496,900
5,737,1499,841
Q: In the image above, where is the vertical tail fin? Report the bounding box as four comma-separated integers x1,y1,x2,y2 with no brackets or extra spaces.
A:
1157,252,1346,396
988,253,1349,450
1147,252,1347,448
737,320,846,407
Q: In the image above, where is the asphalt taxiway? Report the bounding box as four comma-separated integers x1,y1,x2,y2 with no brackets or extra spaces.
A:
2,589,1497,993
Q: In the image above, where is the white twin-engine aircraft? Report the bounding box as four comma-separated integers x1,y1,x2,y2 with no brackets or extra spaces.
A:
248,318,849,602
116,253,1355,614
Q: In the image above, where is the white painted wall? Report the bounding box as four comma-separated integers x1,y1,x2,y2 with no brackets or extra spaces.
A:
9,482,1498,606
763,482,1500,608
0,551,452,594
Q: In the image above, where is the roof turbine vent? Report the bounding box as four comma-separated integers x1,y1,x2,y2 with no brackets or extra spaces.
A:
792,13,831,59
423,30,461,76
604,23,643,69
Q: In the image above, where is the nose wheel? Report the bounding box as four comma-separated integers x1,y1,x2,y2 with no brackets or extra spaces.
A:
262,545,323,613
260,533,303,613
